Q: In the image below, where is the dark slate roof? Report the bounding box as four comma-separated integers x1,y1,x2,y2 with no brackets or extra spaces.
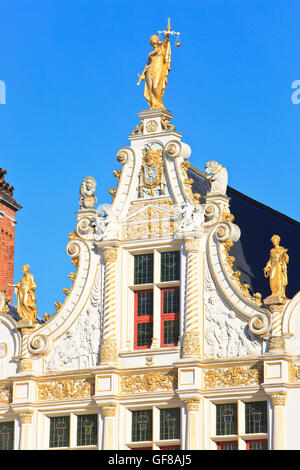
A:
189,166,300,300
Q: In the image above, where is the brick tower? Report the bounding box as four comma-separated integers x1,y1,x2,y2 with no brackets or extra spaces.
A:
0,168,22,301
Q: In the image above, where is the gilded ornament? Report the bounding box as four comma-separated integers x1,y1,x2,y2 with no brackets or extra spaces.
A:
268,335,285,351
180,161,200,204
63,288,70,296
270,392,287,407
100,339,118,363
0,289,10,314
204,365,263,388
185,399,201,412
182,331,201,357
161,115,176,131
264,235,289,299
139,147,164,196
137,19,180,110
289,363,300,383
145,120,158,133
68,272,76,282
0,384,12,404
42,313,51,322
10,265,38,322
38,378,94,401
54,301,62,313
121,370,177,393
19,411,34,424
102,248,118,264
101,404,116,417
132,120,144,135
113,170,121,181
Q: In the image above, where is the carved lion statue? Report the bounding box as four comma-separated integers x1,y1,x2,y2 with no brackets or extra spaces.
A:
79,176,97,209
205,161,228,196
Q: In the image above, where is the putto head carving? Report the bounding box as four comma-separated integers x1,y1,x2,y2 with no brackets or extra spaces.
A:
79,176,97,209
205,160,228,196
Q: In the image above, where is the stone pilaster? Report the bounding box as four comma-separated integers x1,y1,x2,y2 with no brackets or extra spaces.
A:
184,399,200,450
270,392,287,450
182,238,201,358
101,404,116,450
18,411,34,449
100,247,119,364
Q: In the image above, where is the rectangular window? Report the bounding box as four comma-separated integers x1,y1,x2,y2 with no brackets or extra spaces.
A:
160,408,180,440
161,251,180,282
134,254,153,285
217,441,238,450
77,414,97,447
131,410,152,442
135,290,153,349
0,422,14,450
161,288,179,347
216,403,237,436
49,416,70,448
245,401,267,434
246,439,268,450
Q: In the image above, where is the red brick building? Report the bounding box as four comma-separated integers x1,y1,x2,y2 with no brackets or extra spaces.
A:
0,168,22,301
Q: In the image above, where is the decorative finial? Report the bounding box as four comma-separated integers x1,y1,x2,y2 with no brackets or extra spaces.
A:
137,19,181,110
264,234,289,299
79,176,97,209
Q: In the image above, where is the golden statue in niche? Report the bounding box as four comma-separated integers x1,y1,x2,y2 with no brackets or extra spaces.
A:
137,19,181,110
10,264,38,321
264,235,289,299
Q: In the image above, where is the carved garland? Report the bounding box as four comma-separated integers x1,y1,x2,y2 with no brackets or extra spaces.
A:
204,365,263,388
121,371,177,393
38,378,94,401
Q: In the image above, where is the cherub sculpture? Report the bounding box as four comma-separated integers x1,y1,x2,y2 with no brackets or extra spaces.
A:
79,176,97,209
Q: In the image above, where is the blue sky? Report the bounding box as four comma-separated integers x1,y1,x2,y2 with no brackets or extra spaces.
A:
1,0,299,317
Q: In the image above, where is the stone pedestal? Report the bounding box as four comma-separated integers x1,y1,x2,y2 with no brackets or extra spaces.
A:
15,321,38,375
264,297,287,352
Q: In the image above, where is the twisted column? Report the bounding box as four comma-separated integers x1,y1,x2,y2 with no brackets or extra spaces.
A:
270,392,287,449
185,399,200,449
101,247,118,364
182,238,201,357
264,300,286,352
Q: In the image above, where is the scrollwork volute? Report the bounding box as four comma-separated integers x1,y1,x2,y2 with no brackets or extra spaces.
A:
248,311,272,337
28,333,52,355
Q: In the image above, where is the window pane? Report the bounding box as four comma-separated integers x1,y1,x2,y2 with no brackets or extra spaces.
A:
163,289,179,314
216,403,237,435
160,408,180,440
132,410,152,442
245,402,267,434
134,254,153,284
77,414,97,446
49,416,70,448
0,422,14,450
163,319,179,345
137,291,153,316
161,251,180,282
247,440,268,450
218,442,238,450
137,322,153,347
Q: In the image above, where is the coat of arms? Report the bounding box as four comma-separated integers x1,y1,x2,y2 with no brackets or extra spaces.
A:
139,147,164,197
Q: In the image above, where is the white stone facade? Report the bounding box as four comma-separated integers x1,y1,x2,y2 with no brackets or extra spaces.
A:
0,108,300,450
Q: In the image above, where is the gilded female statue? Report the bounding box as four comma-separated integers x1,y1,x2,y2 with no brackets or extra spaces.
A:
264,235,289,298
10,264,38,321
137,20,172,109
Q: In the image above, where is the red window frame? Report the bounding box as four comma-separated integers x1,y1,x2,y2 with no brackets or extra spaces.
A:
159,445,181,450
134,289,153,350
217,441,238,450
245,439,268,450
161,287,180,348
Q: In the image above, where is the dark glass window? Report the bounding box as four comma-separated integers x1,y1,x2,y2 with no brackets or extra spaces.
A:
137,291,153,316
0,422,14,450
161,251,180,282
160,408,180,440
216,403,237,436
134,254,153,284
135,290,153,349
77,414,97,446
217,441,238,450
245,402,267,434
49,416,70,448
161,288,180,347
132,410,152,442
247,440,268,450
137,322,153,348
